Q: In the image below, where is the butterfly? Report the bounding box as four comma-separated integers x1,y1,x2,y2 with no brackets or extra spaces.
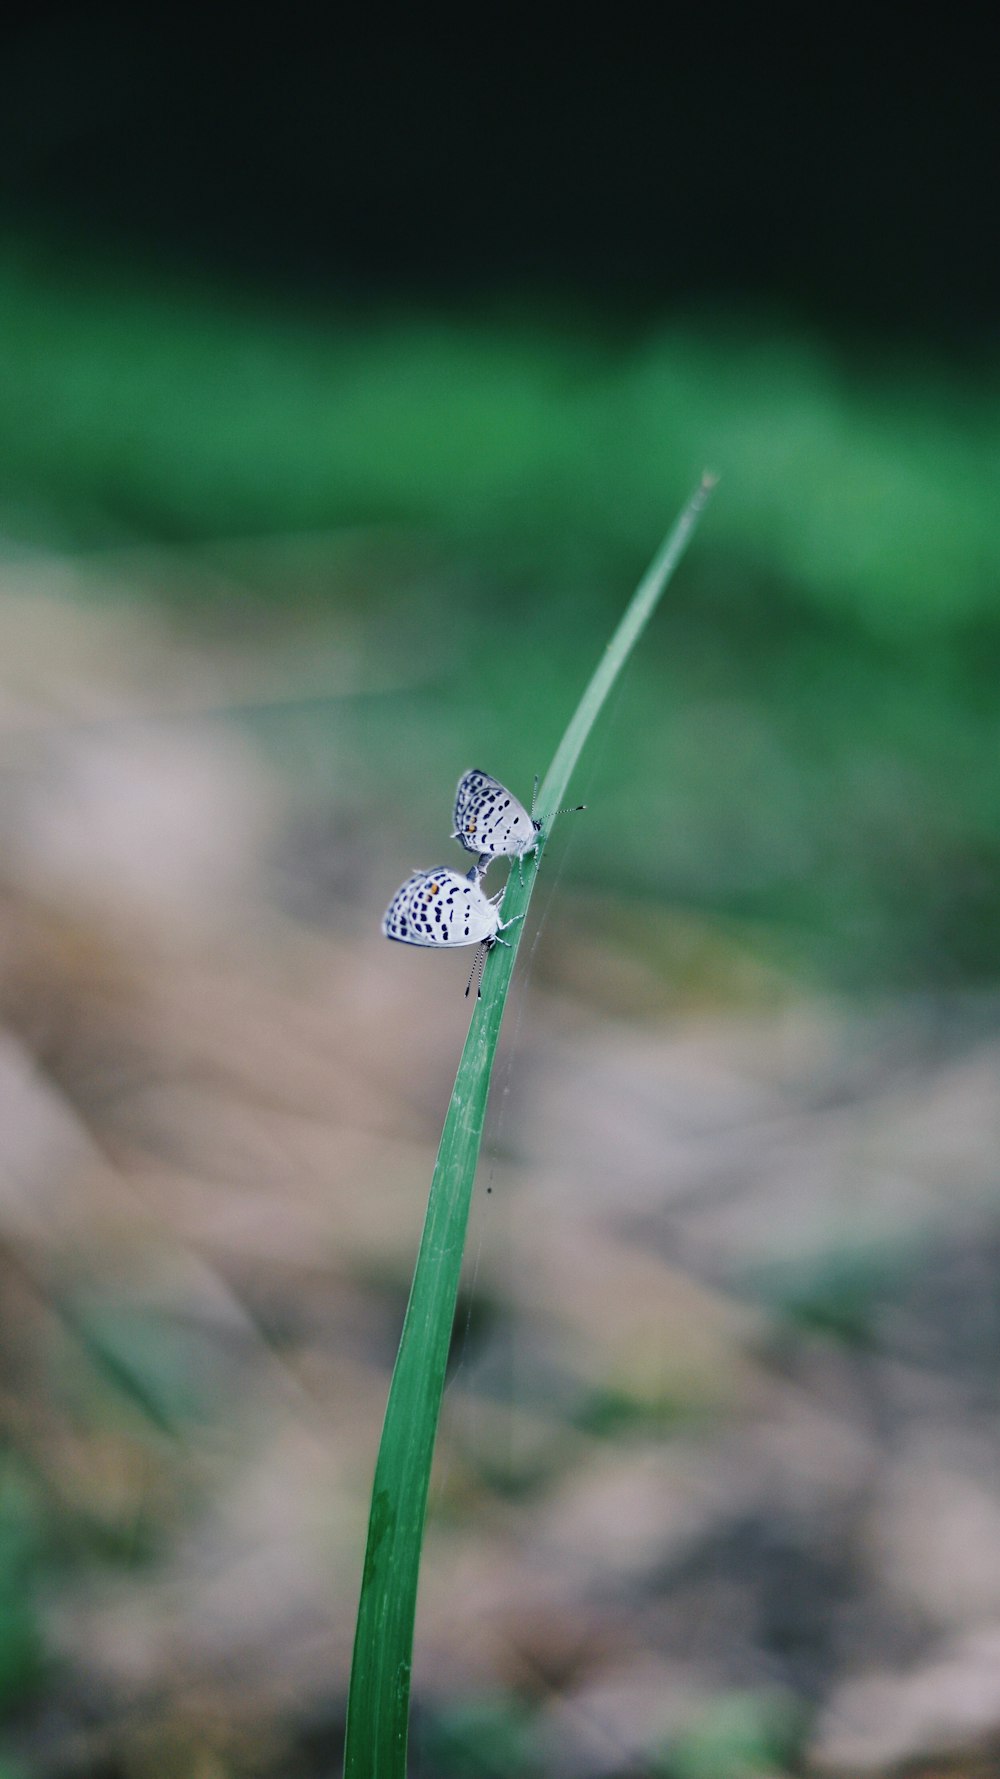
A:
452,768,584,882
382,865,523,992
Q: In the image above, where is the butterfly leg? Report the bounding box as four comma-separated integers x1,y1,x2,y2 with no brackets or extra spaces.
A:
470,914,524,992
496,913,525,936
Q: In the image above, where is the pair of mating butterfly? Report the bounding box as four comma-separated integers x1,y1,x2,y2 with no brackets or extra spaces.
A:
382,769,583,993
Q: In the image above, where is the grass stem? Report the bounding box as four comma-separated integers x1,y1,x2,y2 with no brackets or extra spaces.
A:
343,474,717,1778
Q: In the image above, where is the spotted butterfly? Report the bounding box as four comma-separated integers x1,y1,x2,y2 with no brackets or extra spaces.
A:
382,866,521,950
453,767,539,864
382,865,523,996
452,768,583,881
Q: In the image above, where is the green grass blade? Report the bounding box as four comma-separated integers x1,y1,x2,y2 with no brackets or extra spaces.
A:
343,475,717,1779
536,473,717,825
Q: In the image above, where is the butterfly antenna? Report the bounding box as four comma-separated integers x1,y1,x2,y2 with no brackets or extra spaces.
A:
531,772,585,827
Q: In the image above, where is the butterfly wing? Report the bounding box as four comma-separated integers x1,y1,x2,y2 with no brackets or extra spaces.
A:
453,768,537,858
383,868,498,947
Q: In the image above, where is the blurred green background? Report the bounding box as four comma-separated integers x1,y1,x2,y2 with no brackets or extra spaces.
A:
3,239,998,989
1,13,999,1779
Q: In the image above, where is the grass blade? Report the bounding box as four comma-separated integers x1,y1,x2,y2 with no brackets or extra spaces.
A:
343,474,717,1778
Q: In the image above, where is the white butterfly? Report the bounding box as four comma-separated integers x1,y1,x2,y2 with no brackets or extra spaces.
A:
382,865,522,953
452,768,583,882
452,768,540,870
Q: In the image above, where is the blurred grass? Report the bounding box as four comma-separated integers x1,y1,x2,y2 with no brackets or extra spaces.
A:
0,1467,43,1713
1,233,999,990
661,1689,802,1778
420,1695,541,1778
1,237,996,633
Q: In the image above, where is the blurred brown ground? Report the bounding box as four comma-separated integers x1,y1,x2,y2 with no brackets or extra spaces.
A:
3,559,1000,1779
